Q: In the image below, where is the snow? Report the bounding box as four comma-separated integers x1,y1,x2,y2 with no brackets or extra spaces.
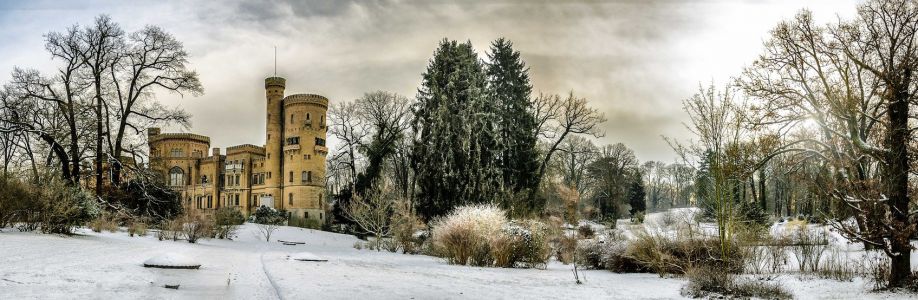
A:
288,252,326,262
0,213,916,299
143,252,201,269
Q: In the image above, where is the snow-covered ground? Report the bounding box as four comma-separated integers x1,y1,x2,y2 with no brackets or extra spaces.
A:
0,211,915,299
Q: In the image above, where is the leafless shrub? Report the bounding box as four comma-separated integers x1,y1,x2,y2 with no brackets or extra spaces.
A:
790,225,828,272
178,212,213,243
682,266,792,299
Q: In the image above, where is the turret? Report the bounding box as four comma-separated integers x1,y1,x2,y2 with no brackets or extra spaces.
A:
264,77,286,209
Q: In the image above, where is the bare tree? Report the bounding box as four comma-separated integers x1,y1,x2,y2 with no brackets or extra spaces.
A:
345,182,397,251
328,101,369,192
531,92,606,200
553,135,598,196
739,0,918,285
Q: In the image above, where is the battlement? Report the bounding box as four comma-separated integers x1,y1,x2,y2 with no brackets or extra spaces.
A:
283,93,329,108
265,77,286,89
227,144,266,155
149,132,211,144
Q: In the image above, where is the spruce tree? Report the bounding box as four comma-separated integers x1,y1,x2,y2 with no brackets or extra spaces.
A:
628,172,647,218
485,38,540,215
412,39,500,221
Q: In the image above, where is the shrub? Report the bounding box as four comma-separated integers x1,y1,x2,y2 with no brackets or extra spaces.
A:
817,248,856,281
576,231,646,273
38,179,99,234
577,224,595,239
429,204,550,268
178,212,214,243
89,214,119,233
128,221,148,237
253,206,286,225
682,266,792,299
633,211,645,224
626,230,744,276
431,204,507,265
790,225,828,272
391,202,426,254
558,234,578,264
214,207,245,239
157,218,183,241
353,241,363,250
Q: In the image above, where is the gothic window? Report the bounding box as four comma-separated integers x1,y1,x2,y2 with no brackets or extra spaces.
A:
169,167,184,186
170,148,183,157
301,171,307,182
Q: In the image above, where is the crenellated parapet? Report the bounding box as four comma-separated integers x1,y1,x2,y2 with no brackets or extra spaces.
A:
283,94,329,108
226,144,266,155
264,77,286,89
149,132,211,144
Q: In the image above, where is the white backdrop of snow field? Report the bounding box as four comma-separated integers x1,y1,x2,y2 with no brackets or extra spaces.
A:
0,210,916,299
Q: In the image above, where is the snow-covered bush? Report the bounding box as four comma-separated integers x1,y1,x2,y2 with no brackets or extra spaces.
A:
431,204,507,265
789,225,828,272
682,265,791,299
128,220,148,237
430,204,550,268
214,207,244,239
177,212,213,243
626,229,744,276
253,206,286,225
576,231,645,273
37,179,99,234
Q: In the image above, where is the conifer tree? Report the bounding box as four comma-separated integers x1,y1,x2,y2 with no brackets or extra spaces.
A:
485,38,540,214
412,39,500,221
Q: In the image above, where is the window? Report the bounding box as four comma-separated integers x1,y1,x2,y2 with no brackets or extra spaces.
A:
235,174,240,186
320,212,323,220
207,196,213,208
252,195,257,207
288,193,293,205
234,194,240,206
305,212,309,219
315,137,325,146
320,115,325,126
169,167,184,186
201,175,208,184
268,172,272,179
170,148,183,157
307,171,312,182
289,171,293,183
290,114,294,124
301,171,308,182
306,113,311,120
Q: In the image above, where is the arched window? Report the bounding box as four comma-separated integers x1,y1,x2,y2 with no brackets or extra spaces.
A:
301,171,308,182
169,167,184,186
306,113,311,120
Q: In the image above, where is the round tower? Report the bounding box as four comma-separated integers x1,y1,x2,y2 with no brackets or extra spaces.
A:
281,93,329,223
263,77,286,209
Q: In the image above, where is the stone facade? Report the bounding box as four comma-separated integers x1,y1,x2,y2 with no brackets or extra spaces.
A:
148,77,329,223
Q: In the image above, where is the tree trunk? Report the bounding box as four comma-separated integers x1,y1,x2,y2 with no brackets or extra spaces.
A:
885,85,911,287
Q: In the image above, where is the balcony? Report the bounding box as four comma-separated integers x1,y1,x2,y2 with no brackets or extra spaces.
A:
224,164,243,171
314,145,328,154
283,144,301,152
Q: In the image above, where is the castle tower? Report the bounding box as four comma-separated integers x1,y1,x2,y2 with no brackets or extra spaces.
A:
279,93,329,223
263,77,286,209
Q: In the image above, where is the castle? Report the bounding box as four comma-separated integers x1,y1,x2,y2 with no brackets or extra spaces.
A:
148,77,329,223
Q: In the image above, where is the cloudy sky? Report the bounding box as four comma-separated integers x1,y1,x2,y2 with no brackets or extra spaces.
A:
0,0,860,162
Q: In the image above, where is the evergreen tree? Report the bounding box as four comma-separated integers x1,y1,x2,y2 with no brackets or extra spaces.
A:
627,171,646,218
412,39,500,221
485,38,540,214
